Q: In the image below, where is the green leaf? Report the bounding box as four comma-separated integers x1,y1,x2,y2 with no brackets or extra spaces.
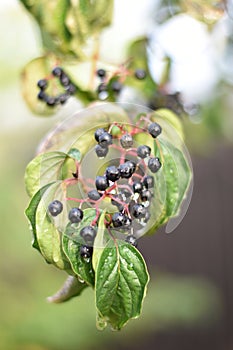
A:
92,210,110,271
62,208,97,286
67,148,82,162
25,183,54,253
95,240,149,330
25,151,75,198
47,276,88,304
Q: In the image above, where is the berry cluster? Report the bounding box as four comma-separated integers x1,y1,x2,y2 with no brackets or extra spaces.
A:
96,68,147,100
37,67,76,107
47,117,162,261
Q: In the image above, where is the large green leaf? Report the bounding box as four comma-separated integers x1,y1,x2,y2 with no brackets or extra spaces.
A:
62,208,97,286
95,240,149,330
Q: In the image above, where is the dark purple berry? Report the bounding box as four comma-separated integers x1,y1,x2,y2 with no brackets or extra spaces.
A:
59,93,69,104
97,83,107,93
133,182,143,193
87,190,101,201
119,161,136,179
80,226,97,244
52,66,63,77
97,69,106,78
132,204,147,218
37,91,48,101
95,144,109,158
68,207,83,223
48,200,63,217
125,235,138,247
134,69,146,80
66,84,76,94
148,122,162,138
95,176,109,191
94,128,106,142
111,81,122,93
60,73,70,87
80,245,93,259
46,96,58,107
137,145,151,159
98,132,112,147
37,79,48,90
140,189,153,202
120,133,133,149
148,157,162,173
143,176,154,189
105,166,120,182
112,212,131,228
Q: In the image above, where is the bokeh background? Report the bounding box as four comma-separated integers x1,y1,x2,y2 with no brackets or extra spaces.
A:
0,1,233,349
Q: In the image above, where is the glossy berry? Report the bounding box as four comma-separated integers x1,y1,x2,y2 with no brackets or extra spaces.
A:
46,96,58,107
68,207,83,223
137,145,151,159
132,204,147,218
148,122,162,138
80,245,93,259
94,128,106,142
37,91,48,101
143,176,154,189
87,189,101,201
148,157,162,173
125,235,138,247
66,84,76,94
98,132,112,147
97,83,107,93
111,81,122,93
59,93,69,104
60,73,70,87
119,161,136,179
133,182,143,193
112,212,131,228
80,226,97,244
95,144,109,158
134,69,146,80
105,166,120,182
140,189,152,202
120,133,133,149
48,200,63,217
52,66,63,77
97,69,106,78
37,79,47,90
95,176,109,191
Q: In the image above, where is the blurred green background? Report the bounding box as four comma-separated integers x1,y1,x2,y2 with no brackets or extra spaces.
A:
1,1,233,349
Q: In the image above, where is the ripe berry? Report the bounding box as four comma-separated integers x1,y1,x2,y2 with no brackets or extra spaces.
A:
48,200,63,217
80,245,93,259
137,145,151,159
143,176,154,189
148,157,162,173
46,96,58,107
132,182,143,193
140,189,152,202
52,66,63,77
121,188,132,200
119,161,136,179
37,79,47,90
95,176,109,191
98,132,112,147
68,207,83,223
87,190,101,201
125,235,138,247
148,122,162,138
60,73,70,87
105,166,120,182
112,212,131,228
37,91,48,101
66,84,76,94
111,81,122,93
80,225,97,244
97,83,107,93
59,93,69,104
97,69,106,78
94,128,106,142
120,133,133,149
134,69,146,80
95,144,109,158
132,204,147,218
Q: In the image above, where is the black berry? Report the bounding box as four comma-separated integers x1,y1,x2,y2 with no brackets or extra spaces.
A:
134,69,146,80
58,93,69,104
37,91,48,101
112,212,131,228
95,176,109,191
140,189,152,202
111,81,122,93
37,79,48,90
97,83,107,93
66,84,76,94
80,245,93,259
95,144,109,158
137,145,151,159
80,226,97,244
68,207,83,223
132,204,147,218
52,66,63,77
119,161,136,179
148,122,162,138
46,96,58,107
143,176,154,189
96,69,106,78
94,128,106,142
98,132,112,147
87,190,102,201
105,166,120,182
148,157,162,173
60,73,70,87
133,182,143,193
48,200,63,217
125,235,138,247
120,133,133,149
